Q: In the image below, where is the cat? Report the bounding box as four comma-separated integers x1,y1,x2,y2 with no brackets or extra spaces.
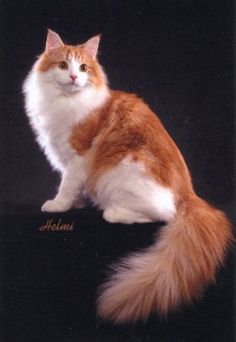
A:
23,30,233,323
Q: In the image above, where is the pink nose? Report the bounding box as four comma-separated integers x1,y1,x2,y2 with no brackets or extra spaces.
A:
70,74,78,81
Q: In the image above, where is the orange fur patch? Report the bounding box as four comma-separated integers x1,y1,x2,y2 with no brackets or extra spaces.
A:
70,90,193,200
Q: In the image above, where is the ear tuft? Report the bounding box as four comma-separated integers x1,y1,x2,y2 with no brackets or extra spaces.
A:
46,29,64,51
82,35,101,59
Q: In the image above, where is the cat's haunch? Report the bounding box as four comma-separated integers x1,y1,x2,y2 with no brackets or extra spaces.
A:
23,30,233,323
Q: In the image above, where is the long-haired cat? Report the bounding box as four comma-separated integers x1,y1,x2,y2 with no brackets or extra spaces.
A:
23,30,233,323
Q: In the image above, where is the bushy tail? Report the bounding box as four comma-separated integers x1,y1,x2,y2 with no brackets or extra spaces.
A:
97,196,233,323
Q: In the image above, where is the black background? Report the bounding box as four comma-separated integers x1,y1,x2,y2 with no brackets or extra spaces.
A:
0,1,235,341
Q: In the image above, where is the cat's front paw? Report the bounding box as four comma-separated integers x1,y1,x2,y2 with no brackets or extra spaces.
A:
41,199,71,213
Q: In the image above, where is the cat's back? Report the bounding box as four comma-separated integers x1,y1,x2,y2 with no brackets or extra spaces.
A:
70,89,171,157
108,90,156,121
98,89,167,144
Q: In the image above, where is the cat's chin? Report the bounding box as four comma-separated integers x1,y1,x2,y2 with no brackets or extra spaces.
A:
57,82,83,94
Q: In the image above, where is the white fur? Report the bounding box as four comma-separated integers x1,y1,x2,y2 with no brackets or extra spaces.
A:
23,63,109,211
94,156,176,224
23,69,109,171
41,156,86,212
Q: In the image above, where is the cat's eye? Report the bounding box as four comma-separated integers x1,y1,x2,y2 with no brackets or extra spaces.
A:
79,63,87,72
58,61,68,70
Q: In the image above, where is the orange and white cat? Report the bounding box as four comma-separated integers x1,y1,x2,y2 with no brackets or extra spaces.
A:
23,30,233,323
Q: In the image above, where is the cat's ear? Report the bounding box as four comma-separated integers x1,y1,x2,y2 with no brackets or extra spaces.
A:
46,29,64,52
82,35,101,59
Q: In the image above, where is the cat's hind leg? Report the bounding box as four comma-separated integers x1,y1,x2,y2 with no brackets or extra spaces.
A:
103,206,152,224
102,185,176,225
96,157,176,224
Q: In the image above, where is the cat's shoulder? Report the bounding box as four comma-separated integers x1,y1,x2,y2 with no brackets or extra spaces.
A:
108,90,149,112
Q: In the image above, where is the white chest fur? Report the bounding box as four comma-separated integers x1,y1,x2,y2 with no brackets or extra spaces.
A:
23,71,109,172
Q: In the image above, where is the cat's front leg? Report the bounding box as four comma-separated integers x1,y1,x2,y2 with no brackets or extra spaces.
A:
41,157,86,212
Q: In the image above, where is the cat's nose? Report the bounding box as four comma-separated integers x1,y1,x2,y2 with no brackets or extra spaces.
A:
70,74,78,81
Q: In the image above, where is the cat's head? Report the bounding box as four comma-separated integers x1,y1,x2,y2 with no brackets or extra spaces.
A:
35,30,106,93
